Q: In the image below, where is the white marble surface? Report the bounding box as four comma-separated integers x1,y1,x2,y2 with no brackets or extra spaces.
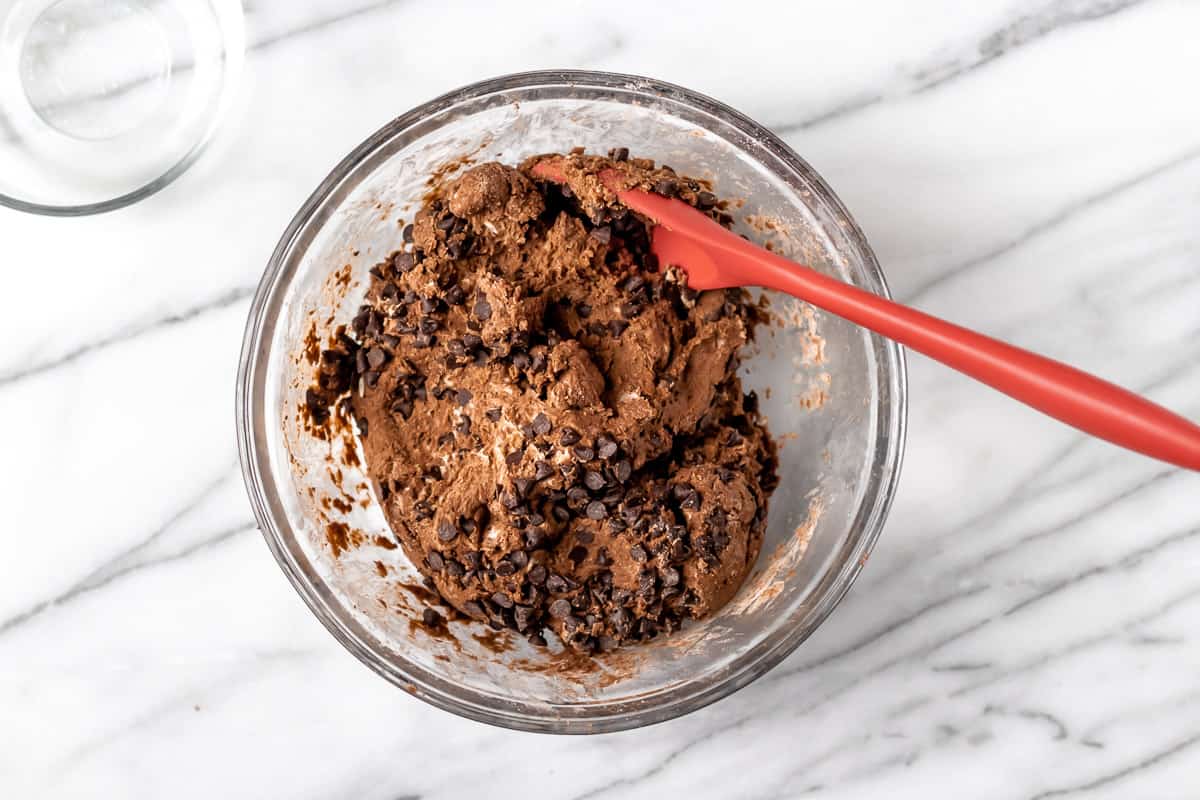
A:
3,0,1199,796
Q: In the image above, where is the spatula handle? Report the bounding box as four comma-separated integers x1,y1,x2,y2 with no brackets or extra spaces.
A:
646,205,1200,472
734,236,1200,471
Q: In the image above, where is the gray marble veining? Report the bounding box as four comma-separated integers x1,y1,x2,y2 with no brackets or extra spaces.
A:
1,1,1198,797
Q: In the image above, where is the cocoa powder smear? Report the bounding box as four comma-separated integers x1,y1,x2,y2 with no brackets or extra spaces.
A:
306,150,778,654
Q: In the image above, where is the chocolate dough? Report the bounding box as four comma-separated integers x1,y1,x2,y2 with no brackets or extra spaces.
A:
324,150,778,653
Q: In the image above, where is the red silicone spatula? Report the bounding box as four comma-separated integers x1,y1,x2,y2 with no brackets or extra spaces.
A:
532,158,1200,471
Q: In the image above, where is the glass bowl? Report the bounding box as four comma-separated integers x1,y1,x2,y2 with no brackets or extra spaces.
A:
236,70,906,733
0,0,244,215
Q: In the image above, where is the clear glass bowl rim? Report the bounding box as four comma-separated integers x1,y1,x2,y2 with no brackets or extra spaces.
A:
235,69,908,734
0,0,244,217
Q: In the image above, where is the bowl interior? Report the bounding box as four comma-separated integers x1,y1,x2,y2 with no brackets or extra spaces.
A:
242,74,904,732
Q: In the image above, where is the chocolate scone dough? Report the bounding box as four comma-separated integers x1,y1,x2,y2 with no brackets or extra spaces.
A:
329,151,778,653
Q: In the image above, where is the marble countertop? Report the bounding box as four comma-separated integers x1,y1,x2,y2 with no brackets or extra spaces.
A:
3,0,1199,796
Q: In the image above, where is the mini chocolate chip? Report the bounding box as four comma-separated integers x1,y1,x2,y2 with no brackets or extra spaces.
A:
549,598,572,618
446,560,465,578
422,608,443,627
362,345,386,367
589,227,612,245
630,544,648,562
455,388,472,406
402,224,414,243
584,470,606,491
412,333,435,349
596,435,618,459
576,302,593,318
485,407,502,422
419,317,440,335
495,560,516,576
611,146,629,161
355,348,368,374
575,529,595,545
653,178,678,197
365,312,383,337
563,614,583,633
614,459,633,483
426,551,444,572
609,320,629,337
527,512,545,527
512,351,531,370
534,461,554,481
718,467,735,483
585,501,607,520
437,519,457,542
364,370,381,388
393,251,415,272
524,527,546,549
546,574,569,593
510,550,529,569
661,566,681,586
551,505,571,524
619,301,642,320
491,592,514,609
528,563,548,585
531,412,552,436
573,445,595,462
560,428,581,446
696,191,718,208
513,477,533,498
473,296,493,320
681,490,701,510
420,297,439,314
513,605,535,631
567,486,589,503
568,545,588,564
